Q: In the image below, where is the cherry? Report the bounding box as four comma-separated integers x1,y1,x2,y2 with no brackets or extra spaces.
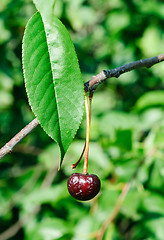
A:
68,92,101,201
67,173,101,201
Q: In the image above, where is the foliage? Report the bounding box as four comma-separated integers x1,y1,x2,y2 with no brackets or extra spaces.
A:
0,0,164,239
23,9,84,164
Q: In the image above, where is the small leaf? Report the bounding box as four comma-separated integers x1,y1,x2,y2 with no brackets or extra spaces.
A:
22,11,84,166
99,111,139,135
26,217,73,240
135,90,164,112
115,129,132,151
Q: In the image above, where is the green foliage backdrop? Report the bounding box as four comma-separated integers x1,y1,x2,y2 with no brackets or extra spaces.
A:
0,0,164,239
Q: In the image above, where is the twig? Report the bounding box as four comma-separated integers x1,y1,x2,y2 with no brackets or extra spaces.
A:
41,165,58,188
0,54,164,160
0,118,39,160
0,165,43,216
96,182,131,240
0,205,41,240
84,53,164,91
13,144,42,156
0,164,58,240
0,220,23,240
96,148,156,240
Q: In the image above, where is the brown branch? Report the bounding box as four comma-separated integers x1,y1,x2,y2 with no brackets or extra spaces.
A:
0,118,39,160
0,205,40,240
96,182,131,240
95,148,157,240
84,53,164,91
0,164,58,240
0,54,164,160
0,165,43,217
0,220,23,240
13,144,42,156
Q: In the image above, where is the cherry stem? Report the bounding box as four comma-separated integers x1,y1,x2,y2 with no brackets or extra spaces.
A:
71,142,86,169
89,91,93,124
83,90,91,174
71,90,93,170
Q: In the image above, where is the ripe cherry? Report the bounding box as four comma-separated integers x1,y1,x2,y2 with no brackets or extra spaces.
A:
68,92,101,201
67,173,101,201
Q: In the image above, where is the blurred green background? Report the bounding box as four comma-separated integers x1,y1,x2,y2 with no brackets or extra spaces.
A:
1,0,164,239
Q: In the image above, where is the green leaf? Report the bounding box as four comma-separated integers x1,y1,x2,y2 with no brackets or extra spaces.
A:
22,11,84,166
122,190,142,220
147,158,164,191
135,90,164,112
115,129,132,151
99,111,139,135
26,217,73,240
139,192,164,240
32,0,56,22
19,181,68,208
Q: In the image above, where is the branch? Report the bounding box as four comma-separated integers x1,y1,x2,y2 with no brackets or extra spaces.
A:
0,54,164,159
96,182,131,240
84,53,164,91
0,118,39,160
0,220,23,240
0,165,43,217
96,148,157,240
0,206,40,240
0,164,58,240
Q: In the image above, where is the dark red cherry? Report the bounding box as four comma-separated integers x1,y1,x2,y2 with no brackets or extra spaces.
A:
67,173,101,201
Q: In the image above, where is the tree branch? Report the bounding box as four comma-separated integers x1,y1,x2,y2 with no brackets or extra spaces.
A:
96,182,131,240
0,54,164,160
0,118,39,160
96,148,157,240
0,220,23,240
0,164,58,240
84,53,164,91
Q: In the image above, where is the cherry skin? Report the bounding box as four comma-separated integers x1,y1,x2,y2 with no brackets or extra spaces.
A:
67,173,101,201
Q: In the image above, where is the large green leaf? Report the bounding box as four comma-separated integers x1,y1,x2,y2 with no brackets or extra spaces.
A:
22,11,84,166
